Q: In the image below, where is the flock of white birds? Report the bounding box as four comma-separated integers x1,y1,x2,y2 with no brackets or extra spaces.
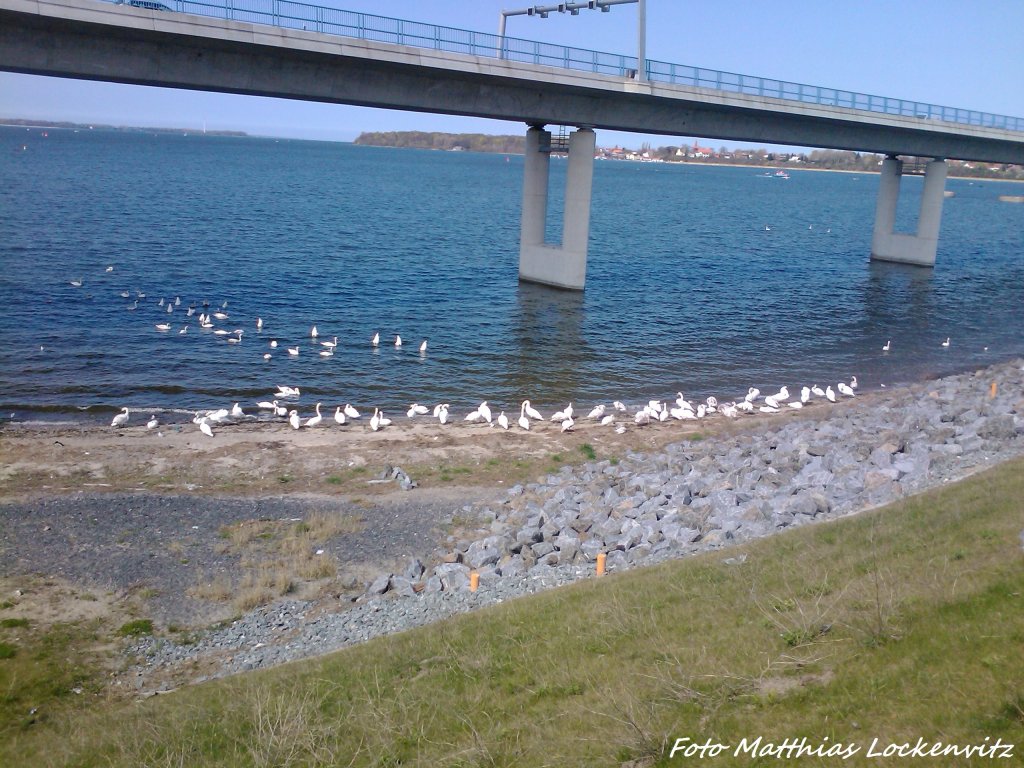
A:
72,269,938,440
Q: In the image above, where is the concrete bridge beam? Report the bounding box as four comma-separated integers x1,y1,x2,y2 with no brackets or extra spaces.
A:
870,156,948,267
519,126,596,290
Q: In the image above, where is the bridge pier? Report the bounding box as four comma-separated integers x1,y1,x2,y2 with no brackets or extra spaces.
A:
870,155,948,267
519,125,596,290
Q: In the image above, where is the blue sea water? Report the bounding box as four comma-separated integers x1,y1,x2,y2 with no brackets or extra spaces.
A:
1,126,1022,423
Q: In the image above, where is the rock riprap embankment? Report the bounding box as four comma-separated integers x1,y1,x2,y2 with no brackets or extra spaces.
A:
130,360,1024,686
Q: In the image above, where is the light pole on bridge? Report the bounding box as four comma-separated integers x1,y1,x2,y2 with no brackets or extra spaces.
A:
497,0,647,82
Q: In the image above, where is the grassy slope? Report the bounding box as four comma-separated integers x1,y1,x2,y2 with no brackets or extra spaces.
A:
3,457,1023,767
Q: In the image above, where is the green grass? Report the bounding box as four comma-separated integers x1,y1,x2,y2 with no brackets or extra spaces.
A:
578,443,597,461
1,618,30,629
3,457,1024,767
115,619,153,638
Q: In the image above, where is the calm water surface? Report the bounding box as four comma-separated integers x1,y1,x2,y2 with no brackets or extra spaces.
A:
1,126,1022,423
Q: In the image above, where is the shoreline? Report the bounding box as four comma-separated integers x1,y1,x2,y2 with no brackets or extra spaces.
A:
3,357,1022,694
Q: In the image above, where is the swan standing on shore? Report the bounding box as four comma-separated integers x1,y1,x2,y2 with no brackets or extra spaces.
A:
288,410,300,430
497,411,509,430
199,418,214,438
305,403,323,428
407,403,429,417
146,415,158,430
230,402,244,419
344,404,360,419
517,402,530,431
522,400,543,420
111,407,130,428
334,406,346,425
826,386,836,402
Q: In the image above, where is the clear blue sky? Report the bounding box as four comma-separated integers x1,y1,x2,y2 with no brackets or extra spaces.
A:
2,0,1022,150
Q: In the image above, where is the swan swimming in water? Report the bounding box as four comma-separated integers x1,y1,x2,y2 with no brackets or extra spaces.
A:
310,325,318,338
941,337,950,347
394,335,402,347
371,332,379,347
419,340,427,352
882,340,891,352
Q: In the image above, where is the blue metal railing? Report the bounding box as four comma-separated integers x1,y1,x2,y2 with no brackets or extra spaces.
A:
113,0,1024,134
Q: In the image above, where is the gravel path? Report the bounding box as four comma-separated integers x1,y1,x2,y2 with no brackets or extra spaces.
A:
0,487,499,627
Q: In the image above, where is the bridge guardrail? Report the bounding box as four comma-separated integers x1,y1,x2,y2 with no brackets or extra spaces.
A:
110,0,1023,134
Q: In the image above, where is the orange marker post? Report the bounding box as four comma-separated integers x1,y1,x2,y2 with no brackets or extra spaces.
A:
990,381,997,399
469,571,479,592
596,552,606,577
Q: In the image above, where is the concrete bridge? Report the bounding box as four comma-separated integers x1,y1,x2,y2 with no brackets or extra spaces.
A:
3,0,1023,288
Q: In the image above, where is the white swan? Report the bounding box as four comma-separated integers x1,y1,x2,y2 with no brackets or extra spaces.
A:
274,402,288,417
522,400,543,420
464,409,484,423
370,409,381,431
256,317,263,330
207,408,229,423
771,386,790,402
438,405,450,425
288,410,300,430
287,347,299,356
587,404,606,420
478,401,492,423
344,404,360,419
882,340,891,352
305,402,323,428
517,402,530,431
497,411,509,430
837,382,855,397
419,340,427,352
941,337,950,347
825,386,836,403
230,402,244,419
227,331,243,343
759,405,779,414
407,403,429,417
310,325,318,338
560,417,574,433
613,401,627,412
787,401,804,409
321,337,337,349
155,323,171,331
270,340,278,348
394,335,402,347
263,353,272,360
550,403,573,422
319,348,334,357
850,376,858,390
146,415,158,430
256,400,277,410
601,414,616,426
334,406,346,425
801,386,810,403
634,410,650,426
371,332,379,347
199,418,214,438
811,385,825,397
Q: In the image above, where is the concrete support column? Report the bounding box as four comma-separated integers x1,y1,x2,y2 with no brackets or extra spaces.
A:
562,127,596,263
519,126,595,290
871,155,901,257
520,126,550,252
870,156,947,267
